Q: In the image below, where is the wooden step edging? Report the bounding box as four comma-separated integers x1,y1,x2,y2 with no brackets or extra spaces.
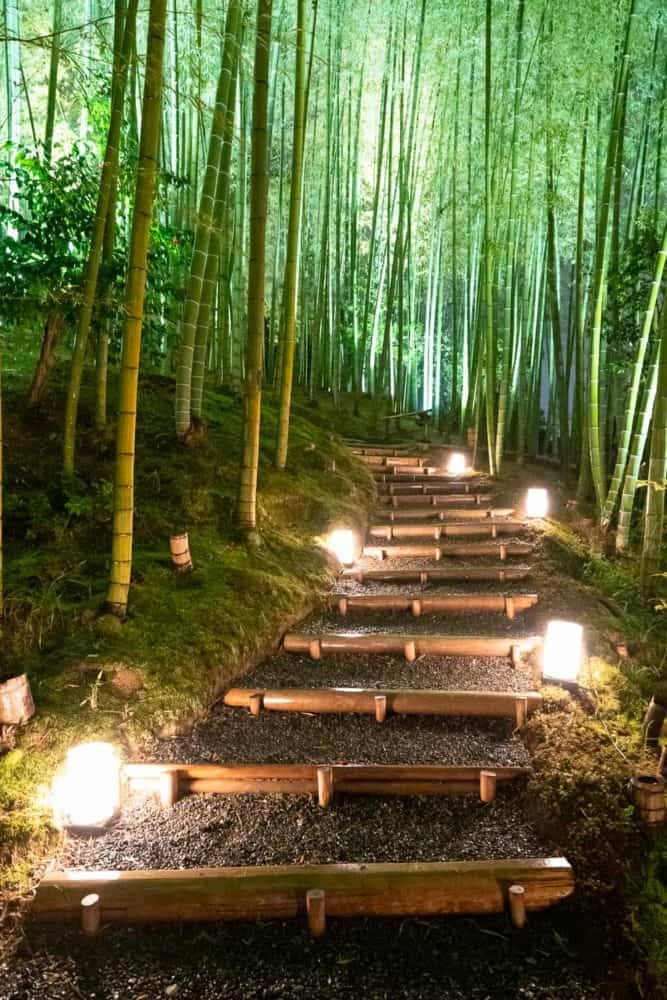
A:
124,762,530,807
376,507,514,521
32,858,574,932
283,632,542,663
373,471,486,483
329,593,539,620
350,445,429,457
367,521,527,541
377,483,487,496
362,541,534,560
341,565,532,583
359,455,427,467
379,493,494,506
224,687,541,722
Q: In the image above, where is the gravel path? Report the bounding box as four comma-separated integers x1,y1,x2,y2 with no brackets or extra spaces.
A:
58,785,546,871
143,707,531,766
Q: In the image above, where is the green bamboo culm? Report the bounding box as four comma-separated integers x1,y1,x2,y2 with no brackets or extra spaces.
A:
61,0,139,477
640,299,667,593
105,0,167,616
274,0,308,469
236,0,273,531
483,0,496,476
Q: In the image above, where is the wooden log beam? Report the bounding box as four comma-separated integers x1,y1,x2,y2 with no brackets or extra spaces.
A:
283,632,542,660
125,762,530,800
359,455,426,467
367,521,526,540
32,858,575,925
376,483,483,496
373,470,486,482
362,541,534,560
341,565,532,583
350,445,429,457
223,688,542,718
328,594,539,619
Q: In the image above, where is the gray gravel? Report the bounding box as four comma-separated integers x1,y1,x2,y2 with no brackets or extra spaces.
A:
144,706,532,766
58,786,546,871
239,650,536,692
298,606,542,637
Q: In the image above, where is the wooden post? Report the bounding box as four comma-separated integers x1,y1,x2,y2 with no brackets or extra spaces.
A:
308,638,322,660
508,884,526,928
480,770,497,803
374,694,387,723
169,534,193,573
80,894,101,937
306,889,326,938
505,596,515,621
404,640,417,662
249,692,263,717
511,644,522,667
411,599,423,617
159,770,179,808
499,543,507,561
515,696,528,729
338,597,349,616
317,766,334,808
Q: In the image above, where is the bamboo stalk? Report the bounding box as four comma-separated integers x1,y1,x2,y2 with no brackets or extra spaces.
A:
341,566,532,583
283,632,541,660
328,594,538,618
223,688,542,718
367,521,526,540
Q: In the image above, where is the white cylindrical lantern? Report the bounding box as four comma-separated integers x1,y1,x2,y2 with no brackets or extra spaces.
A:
526,488,549,518
53,742,121,831
542,621,584,683
447,453,467,475
326,529,357,567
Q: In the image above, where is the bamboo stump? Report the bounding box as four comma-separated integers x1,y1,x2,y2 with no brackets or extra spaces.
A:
479,770,497,803
374,695,387,723
80,894,101,937
508,884,526,928
159,770,179,809
317,766,334,808
306,889,326,938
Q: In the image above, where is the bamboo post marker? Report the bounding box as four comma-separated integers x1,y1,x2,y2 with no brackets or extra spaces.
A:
306,889,326,938
338,597,349,616
515,696,528,729
249,692,263,717
309,638,322,660
80,894,101,937
159,770,179,809
480,770,497,803
374,694,387,723
317,766,334,808
404,640,417,663
509,884,527,928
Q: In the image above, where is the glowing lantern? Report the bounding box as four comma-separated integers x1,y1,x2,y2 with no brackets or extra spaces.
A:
447,452,467,475
52,742,121,831
542,621,584,683
326,529,357,567
526,488,549,518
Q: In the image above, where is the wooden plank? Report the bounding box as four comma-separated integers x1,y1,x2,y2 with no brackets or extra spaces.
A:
367,521,526,540
329,594,539,617
362,541,534,559
377,494,494,506
224,687,542,717
376,483,481,495
359,455,426,467
124,762,529,799
341,565,532,583
33,858,574,924
373,470,485,482
283,632,542,658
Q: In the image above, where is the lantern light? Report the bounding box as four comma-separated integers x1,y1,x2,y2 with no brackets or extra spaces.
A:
542,621,584,684
447,452,467,475
326,529,357,567
52,742,121,831
526,488,549,518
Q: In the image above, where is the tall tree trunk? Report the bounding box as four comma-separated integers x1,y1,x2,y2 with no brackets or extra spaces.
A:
236,0,272,532
641,301,667,593
105,0,167,616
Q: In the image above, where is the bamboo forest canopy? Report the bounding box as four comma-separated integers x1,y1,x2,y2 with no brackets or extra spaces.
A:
1,0,666,609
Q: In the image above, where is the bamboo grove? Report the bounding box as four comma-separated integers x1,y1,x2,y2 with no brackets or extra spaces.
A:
2,0,666,613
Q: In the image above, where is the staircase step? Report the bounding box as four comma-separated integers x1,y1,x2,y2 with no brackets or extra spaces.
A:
378,493,494,506
362,541,534,560
283,632,541,661
341,565,532,583
376,507,514,520
368,521,526,540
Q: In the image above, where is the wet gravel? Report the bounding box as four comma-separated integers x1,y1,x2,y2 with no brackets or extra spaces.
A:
239,650,535,692
144,707,531,767
58,785,545,871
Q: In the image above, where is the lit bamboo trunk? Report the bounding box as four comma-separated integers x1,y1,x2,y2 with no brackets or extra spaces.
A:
377,507,514,520
378,494,493,506
283,632,542,660
224,687,542,717
367,521,526,540
125,762,530,801
33,858,575,926
330,593,538,619
341,565,532,583
362,541,534,560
